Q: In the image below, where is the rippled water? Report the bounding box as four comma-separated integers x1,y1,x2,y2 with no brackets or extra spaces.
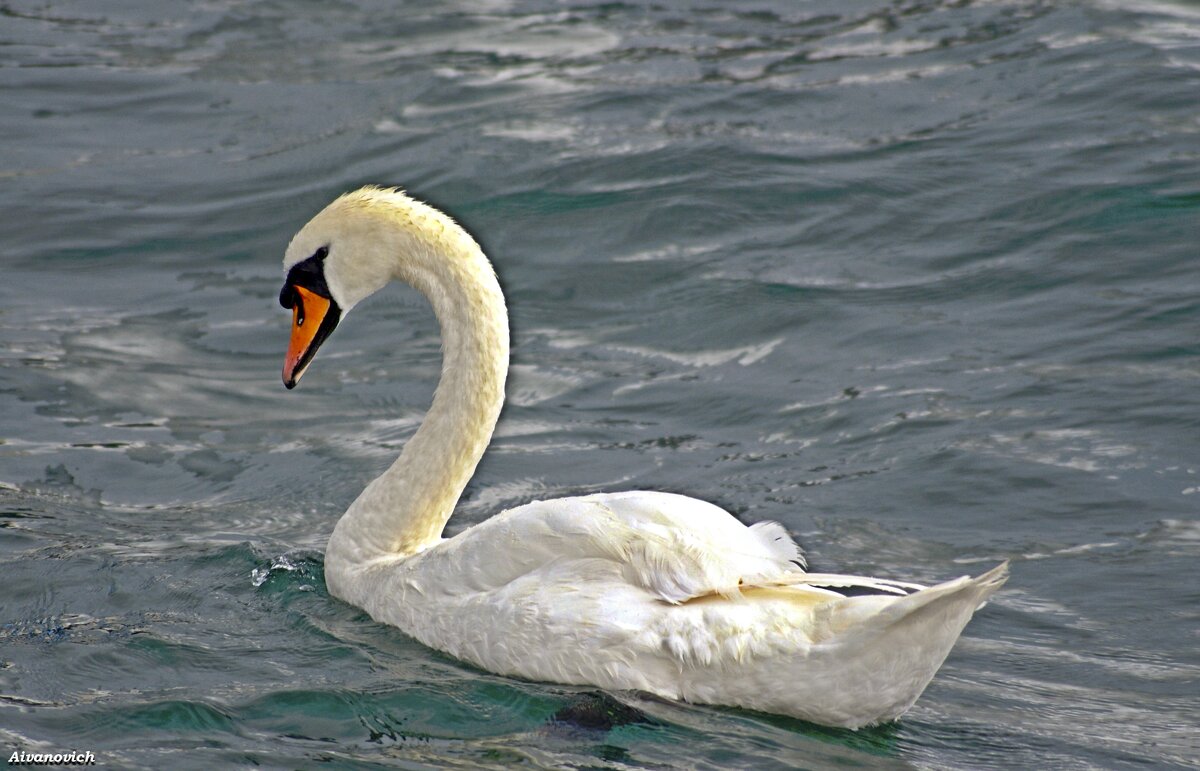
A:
3,1,1199,767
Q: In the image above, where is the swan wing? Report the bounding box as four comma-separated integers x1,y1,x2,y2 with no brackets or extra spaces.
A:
568,491,806,602
407,490,806,604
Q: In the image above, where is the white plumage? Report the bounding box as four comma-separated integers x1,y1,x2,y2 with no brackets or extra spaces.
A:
279,186,1007,729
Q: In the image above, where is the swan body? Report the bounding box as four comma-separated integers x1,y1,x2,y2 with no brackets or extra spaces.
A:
278,186,1007,729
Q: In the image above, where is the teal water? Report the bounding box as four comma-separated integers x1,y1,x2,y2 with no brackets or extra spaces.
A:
2,1,1198,767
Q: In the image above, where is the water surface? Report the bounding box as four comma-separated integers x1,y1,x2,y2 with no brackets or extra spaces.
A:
2,1,1198,768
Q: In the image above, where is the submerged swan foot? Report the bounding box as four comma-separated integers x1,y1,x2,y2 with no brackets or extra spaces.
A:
549,691,655,732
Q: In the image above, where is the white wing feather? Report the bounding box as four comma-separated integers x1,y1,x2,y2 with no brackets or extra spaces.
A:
405,491,806,603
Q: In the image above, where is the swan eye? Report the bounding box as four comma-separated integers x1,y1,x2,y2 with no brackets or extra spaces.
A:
314,245,330,261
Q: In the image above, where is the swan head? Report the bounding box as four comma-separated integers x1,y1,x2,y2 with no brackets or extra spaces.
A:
279,185,496,389
278,186,430,388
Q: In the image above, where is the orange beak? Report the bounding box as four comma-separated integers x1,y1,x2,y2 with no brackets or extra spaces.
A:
283,286,334,389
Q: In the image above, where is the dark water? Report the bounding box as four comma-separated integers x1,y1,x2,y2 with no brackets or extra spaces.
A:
3,0,1199,767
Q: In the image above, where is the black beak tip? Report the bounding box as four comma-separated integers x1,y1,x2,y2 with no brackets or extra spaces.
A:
283,375,297,390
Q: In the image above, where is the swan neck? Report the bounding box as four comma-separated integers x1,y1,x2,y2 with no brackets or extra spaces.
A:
331,233,508,563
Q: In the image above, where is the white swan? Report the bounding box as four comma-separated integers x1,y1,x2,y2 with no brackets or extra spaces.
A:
278,186,1008,729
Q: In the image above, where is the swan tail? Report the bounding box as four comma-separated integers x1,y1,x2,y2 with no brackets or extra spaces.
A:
701,562,1008,729
821,560,1009,633
802,561,1009,727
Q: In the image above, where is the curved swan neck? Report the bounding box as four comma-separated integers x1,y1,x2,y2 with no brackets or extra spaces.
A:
329,203,509,564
